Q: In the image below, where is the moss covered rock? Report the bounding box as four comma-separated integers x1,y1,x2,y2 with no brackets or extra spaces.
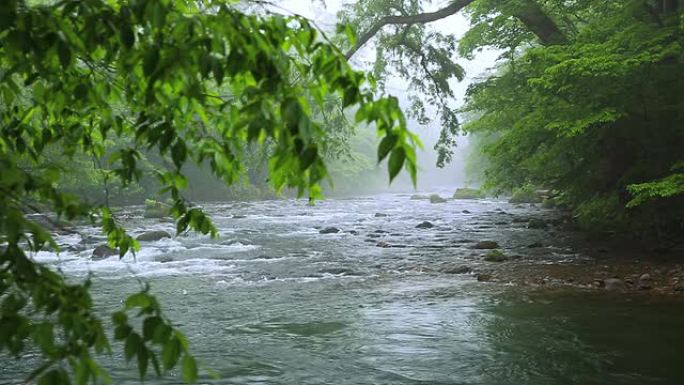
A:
484,249,508,262
144,199,171,218
453,187,485,199
429,194,447,203
508,186,542,204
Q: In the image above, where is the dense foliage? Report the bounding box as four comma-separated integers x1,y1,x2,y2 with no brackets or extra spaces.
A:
0,0,418,383
461,0,684,237
341,0,684,239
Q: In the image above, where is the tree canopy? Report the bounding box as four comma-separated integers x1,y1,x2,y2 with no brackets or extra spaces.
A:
340,0,684,237
0,0,418,383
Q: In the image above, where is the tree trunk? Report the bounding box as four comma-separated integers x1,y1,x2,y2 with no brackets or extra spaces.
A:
511,0,567,45
656,0,680,13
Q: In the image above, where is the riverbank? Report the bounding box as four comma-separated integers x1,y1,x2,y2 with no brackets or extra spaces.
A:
470,257,684,295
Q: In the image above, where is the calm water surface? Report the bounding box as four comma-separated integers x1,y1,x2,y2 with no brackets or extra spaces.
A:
2,193,683,384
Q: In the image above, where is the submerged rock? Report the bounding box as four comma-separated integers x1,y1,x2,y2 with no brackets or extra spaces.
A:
410,194,429,200
477,273,492,282
472,241,499,249
92,245,118,260
232,214,247,219
527,218,548,229
374,213,388,217
442,265,472,274
415,221,435,229
320,267,358,275
462,210,471,214
136,230,171,241
319,227,340,234
527,242,543,248
376,240,390,248
429,194,447,203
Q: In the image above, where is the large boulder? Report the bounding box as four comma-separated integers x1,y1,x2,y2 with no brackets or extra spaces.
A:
136,230,172,242
415,221,435,229
453,187,485,199
92,245,118,260
429,194,447,203
319,227,340,234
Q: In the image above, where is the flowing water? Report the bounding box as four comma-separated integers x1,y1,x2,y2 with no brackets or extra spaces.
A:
2,193,684,384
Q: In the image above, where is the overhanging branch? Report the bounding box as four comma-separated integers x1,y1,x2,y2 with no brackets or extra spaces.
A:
344,0,570,60
345,0,476,59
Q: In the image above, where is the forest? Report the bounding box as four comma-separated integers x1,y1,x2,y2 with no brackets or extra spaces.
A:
1,1,684,384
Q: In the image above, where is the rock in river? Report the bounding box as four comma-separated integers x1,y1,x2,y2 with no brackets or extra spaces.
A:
429,194,447,203
415,221,435,229
483,249,508,262
604,278,624,291
527,218,548,229
374,213,388,217
472,241,499,249
319,227,341,234
442,265,472,274
92,245,118,260
638,273,652,290
136,230,172,241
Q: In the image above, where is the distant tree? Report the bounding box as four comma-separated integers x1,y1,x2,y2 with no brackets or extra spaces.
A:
339,0,684,237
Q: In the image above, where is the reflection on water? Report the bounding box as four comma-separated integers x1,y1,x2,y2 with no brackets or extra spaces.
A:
2,193,684,384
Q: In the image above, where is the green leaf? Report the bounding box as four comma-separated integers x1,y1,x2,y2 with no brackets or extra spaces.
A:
142,316,163,341
120,24,135,48
300,147,317,171
377,134,398,162
38,369,70,385
162,337,181,370
112,311,127,325
181,354,198,383
124,333,140,362
57,40,71,69
143,47,160,76
171,141,187,169
137,345,149,379
388,147,406,182
125,292,151,309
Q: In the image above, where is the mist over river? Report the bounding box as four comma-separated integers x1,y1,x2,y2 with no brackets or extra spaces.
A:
2,192,683,385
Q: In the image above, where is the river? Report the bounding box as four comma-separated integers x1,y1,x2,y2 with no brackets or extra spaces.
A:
2,193,683,384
